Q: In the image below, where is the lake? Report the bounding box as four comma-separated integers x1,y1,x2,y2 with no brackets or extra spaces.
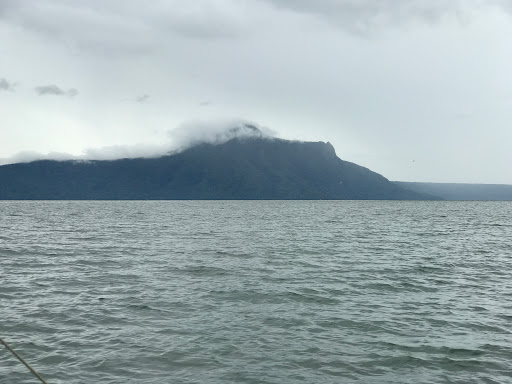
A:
1,201,511,383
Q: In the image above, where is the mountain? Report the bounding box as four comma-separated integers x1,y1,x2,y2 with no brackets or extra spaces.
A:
0,135,436,200
395,182,512,201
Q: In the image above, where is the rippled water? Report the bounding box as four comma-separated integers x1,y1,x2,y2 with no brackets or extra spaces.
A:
1,201,512,383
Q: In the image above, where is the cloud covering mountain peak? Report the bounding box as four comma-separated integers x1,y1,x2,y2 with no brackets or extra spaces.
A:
168,120,276,150
0,119,277,165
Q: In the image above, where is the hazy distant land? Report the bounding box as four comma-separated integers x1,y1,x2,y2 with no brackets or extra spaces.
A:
395,182,512,201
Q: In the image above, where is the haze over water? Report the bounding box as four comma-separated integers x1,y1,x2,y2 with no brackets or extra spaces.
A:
1,201,511,383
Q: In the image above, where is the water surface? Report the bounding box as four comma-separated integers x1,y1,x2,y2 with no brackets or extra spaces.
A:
1,201,511,383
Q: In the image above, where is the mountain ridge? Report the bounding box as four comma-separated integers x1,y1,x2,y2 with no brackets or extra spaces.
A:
0,136,437,200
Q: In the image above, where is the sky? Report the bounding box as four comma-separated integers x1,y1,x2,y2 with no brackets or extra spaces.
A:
1,0,511,183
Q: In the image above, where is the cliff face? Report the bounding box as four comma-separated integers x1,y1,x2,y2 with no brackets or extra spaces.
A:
0,137,435,200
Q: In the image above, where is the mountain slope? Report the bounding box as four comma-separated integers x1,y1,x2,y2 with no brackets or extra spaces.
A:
0,137,436,200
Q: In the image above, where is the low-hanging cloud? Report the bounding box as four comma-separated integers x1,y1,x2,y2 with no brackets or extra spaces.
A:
1,150,76,165
0,119,277,166
35,84,79,97
0,78,16,91
0,143,175,166
168,119,276,150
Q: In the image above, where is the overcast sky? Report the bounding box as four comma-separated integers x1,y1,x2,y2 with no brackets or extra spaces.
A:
1,0,511,183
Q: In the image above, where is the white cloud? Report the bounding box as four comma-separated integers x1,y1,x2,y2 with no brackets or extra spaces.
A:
168,119,276,150
0,119,277,165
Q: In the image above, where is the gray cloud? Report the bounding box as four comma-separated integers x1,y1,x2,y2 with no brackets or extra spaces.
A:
492,0,512,14
0,78,16,91
2,0,510,57
67,88,79,97
135,94,150,103
35,85,65,95
160,2,249,39
0,0,17,17
261,0,510,34
35,85,78,97
0,0,252,59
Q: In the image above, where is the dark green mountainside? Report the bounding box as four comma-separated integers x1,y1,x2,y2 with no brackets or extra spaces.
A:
0,137,436,200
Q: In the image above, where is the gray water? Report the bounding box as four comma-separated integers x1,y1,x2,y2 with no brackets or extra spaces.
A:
1,201,511,384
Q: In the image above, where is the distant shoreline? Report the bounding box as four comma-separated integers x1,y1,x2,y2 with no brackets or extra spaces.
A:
394,182,512,201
